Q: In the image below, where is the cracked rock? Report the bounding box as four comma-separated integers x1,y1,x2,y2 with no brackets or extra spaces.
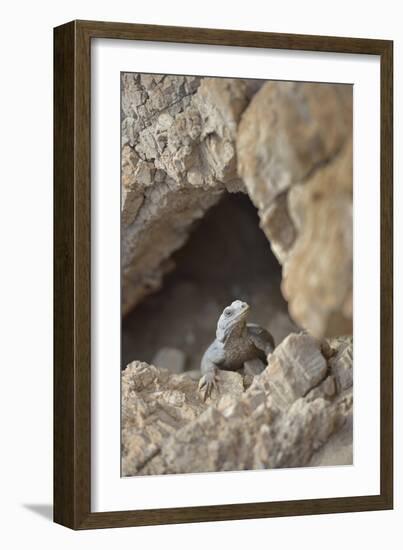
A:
264,332,328,410
122,333,353,476
121,75,259,313
237,82,352,337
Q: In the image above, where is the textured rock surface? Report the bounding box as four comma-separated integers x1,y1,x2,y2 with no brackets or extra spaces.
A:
266,332,328,410
121,75,261,313
122,76,353,338
122,332,353,476
237,82,353,336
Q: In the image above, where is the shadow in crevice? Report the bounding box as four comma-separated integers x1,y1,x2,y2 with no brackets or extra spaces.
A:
122,193,298,371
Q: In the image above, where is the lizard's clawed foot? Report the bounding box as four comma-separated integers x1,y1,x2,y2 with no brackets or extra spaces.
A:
198,371,219,402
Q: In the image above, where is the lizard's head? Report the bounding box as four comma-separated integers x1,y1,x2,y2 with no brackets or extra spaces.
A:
216,300,250,342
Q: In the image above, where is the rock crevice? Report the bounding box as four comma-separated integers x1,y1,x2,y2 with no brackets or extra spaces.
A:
122,76,353,338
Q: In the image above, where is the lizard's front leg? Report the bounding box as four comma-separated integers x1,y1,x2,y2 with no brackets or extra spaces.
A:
199,361,219,402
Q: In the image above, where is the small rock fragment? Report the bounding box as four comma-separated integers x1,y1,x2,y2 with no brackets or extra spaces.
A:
329,337,353,392
265,332,328,410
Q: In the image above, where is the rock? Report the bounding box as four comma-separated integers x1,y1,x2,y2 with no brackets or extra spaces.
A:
122,334,353,476
237,82,352,337
308,413,353,466
265,332,328,410
152,347,187,373
237,82,352,210
282,140,353,337
205,370,244,404
258,192,296,264
328,336,353,392
122,76,353,338
306,375,337,402
121,362,204,474
121,75,259,314
253,394,351,469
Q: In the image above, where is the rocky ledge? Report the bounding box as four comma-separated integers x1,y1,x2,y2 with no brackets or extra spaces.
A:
122,332,352,476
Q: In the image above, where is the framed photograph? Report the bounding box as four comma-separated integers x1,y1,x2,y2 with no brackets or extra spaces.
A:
54,20,393,529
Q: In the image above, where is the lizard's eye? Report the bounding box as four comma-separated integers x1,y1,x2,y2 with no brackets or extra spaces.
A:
224,309,232,317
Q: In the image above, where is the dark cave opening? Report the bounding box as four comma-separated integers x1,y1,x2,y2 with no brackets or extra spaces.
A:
121,193,298,372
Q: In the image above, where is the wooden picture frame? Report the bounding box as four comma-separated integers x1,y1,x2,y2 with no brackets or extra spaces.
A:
54,19,393,529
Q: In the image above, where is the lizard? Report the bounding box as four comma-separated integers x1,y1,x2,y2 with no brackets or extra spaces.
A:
199,300,275,400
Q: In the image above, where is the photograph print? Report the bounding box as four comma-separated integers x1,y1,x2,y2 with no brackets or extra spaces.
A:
120,73,353,477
